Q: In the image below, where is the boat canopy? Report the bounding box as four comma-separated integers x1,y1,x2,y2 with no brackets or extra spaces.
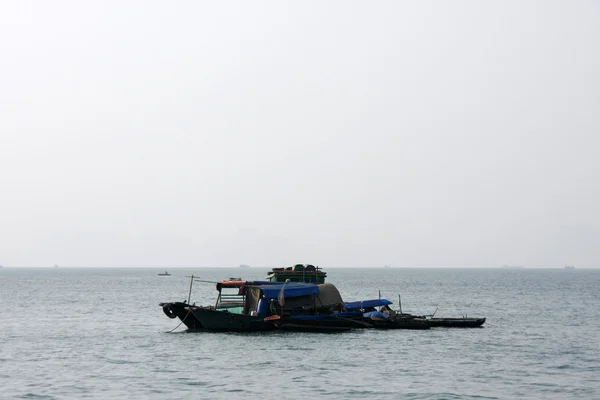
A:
216,280,272,290
314,283,343,308
344,299,392,310
257,282,320,299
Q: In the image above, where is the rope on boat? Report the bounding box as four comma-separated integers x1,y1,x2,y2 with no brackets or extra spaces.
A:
165,308,192,333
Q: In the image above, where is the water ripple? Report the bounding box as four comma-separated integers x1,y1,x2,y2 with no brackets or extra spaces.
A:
1,267,599,400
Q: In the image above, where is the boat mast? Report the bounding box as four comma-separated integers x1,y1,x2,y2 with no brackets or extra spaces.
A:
186,274,195,304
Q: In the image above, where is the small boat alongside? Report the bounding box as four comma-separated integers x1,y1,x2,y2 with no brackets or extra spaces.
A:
344,299,431,330
158,271,171,276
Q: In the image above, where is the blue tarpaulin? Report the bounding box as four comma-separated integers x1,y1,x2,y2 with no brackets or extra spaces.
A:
344,299,392,310
363,311,391,319
257,282,320,299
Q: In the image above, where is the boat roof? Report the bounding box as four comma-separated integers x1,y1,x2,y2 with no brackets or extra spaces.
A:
216,280,272,289
255,282,320,299
344,299,393,310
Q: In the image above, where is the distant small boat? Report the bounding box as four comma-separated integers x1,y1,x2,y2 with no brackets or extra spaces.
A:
53,264,59,268
564,265,575,269
239,264,250,268
158,271,171,276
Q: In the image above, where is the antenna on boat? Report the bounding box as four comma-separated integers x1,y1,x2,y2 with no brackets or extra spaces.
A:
378,290,381,299
398,294,402,314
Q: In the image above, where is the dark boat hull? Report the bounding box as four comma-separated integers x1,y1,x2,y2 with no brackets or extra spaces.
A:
429,317,486,328
367,317,431,330
270,315,369,332
190,307,276,332
160,302,205,330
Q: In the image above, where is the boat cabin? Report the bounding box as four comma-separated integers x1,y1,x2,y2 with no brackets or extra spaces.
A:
212,279,343,318
214,279,256,314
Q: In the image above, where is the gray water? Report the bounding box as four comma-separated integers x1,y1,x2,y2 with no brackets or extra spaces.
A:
1,267,599,399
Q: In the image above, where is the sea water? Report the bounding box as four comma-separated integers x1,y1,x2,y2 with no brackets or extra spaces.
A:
1,267,599,399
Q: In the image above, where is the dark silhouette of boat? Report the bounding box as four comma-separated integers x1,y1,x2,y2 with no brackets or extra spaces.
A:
157,271,171,276
159,265,486,332
161,277,343,332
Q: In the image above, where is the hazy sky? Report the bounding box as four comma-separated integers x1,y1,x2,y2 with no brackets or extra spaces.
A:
1,1,598,268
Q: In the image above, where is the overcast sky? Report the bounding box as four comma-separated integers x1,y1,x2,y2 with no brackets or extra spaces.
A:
1,1,598,268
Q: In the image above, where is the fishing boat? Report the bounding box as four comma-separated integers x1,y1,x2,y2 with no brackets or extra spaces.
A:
161,278,273,331
160,267,486,332
158,271,171,276
160,276,344,332
266,264,327,284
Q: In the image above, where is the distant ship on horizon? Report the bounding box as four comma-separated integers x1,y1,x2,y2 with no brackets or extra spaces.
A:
239,264,250,268
564,265,575,269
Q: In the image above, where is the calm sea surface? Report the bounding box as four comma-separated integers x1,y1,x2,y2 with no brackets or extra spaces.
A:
1,267,599,399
